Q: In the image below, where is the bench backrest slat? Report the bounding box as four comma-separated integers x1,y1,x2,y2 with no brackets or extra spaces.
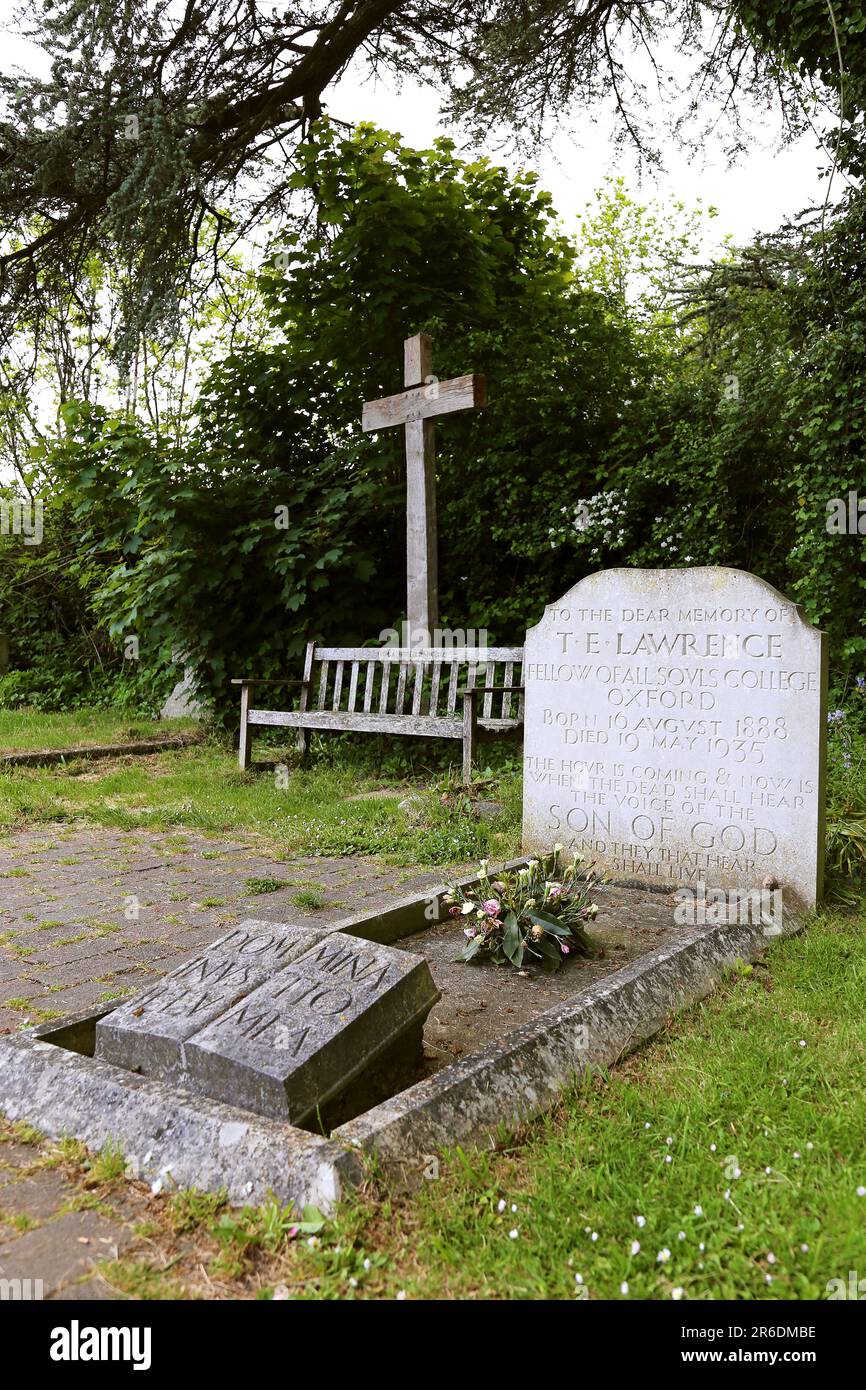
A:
395,663,407,714
362,660,374,712
347,661,359,712
332,659,344,711
378,660,391,713
446,661,459,715
317,660,329,709
482,661,494,720
411,662,425,716
429,661,442,716
503,660,514,719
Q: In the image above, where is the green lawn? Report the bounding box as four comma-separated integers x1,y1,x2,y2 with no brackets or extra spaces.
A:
296,903,866,1300
0,708,198,752
286,904,866,1300
0,740,523,867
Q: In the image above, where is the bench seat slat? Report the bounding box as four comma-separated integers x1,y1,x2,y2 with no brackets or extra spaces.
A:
248,709,521,734
248,709,464,737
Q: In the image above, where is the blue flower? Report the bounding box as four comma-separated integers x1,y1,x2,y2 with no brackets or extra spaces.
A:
828,710,846,724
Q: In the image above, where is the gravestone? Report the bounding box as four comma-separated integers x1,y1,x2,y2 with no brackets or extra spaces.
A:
160,647,207,720
522,568,827,915
95,919,440,1126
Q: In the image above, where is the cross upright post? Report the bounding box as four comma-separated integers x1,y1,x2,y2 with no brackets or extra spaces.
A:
362,333,486,648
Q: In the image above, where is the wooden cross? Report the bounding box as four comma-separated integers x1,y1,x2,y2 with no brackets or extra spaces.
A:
362,333,486,646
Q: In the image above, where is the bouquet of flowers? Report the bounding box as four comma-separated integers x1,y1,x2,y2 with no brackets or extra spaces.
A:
445,845,602,972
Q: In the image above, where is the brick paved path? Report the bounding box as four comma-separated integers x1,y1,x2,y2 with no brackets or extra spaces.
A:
0,826,439,1031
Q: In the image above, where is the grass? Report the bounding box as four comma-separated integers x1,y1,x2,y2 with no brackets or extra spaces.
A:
243,876,288,895
316,905,864,1302
0,1210,40,1232
83,1139,129,1188
0,708,198,753
291,887,327,911
0,740,523,868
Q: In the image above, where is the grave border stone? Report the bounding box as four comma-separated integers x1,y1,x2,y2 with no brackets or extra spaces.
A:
0,858,804,1209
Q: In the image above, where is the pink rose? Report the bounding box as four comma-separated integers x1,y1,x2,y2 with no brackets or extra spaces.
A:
560,942,570,955
449,905,462,917
482,899,501,917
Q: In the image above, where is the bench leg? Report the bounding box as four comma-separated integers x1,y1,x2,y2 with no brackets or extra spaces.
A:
238,686,251,770
296,727,309,760
462,693,477,784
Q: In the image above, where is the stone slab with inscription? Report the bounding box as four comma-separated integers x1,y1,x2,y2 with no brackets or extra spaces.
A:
94,919,333,1082
522,568,827,914
95,920,440,1125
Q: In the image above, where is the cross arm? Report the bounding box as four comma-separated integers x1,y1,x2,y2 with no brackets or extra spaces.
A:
361,374,486,432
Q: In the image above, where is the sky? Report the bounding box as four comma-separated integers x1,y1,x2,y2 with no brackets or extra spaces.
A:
330,32,840,260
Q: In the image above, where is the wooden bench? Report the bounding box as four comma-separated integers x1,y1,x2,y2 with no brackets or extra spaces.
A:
233,645,524,781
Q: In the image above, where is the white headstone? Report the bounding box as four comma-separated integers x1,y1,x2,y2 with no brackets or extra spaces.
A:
160,647,207,720
522,568,827,916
